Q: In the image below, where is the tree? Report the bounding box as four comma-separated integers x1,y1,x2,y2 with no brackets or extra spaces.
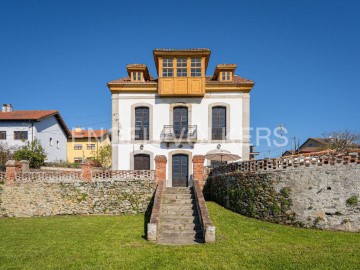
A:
91,144,112,169
322,130,360,152
14,139,47,168
0,142,18,171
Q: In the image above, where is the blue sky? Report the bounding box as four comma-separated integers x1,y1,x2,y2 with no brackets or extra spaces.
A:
1,0,359,158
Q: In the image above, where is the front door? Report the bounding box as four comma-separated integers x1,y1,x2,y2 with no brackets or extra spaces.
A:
173,107,188,138
172,154,188,187
134,154,150,170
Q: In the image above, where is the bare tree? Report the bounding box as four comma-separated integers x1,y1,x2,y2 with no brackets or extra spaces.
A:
322,130,360,152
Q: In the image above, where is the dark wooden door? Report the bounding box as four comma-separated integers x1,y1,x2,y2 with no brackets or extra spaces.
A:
172,154,188,187
173,107,188,138
134,154,150,170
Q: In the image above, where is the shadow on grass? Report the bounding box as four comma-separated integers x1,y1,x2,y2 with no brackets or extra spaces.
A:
142,190,155,240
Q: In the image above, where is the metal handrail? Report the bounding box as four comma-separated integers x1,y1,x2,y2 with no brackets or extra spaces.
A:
161,125,197,142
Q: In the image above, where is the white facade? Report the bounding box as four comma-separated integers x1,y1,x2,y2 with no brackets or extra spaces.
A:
111,92,250,187
0,115,68,162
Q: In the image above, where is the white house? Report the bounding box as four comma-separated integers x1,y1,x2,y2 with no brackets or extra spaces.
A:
107,48,255,187
0,104,71,162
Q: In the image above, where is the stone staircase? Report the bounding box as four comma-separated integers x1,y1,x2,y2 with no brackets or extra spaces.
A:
157,187,203,245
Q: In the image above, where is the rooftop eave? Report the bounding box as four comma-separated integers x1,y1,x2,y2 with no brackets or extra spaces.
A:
107,82,158,93
205,82,255,93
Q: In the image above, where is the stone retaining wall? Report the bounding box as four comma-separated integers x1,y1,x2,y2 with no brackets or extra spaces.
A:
205,164,360,232
0,179,155,217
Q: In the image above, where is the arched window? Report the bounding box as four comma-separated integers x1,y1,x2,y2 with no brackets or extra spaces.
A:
212,106,226,140
134,154,150,170
135,107,149,140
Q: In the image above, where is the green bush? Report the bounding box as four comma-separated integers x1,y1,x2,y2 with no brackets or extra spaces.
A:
14,139,47,168
346,196,358,206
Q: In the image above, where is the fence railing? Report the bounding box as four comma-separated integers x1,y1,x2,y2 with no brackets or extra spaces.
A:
15,171,83,183
210,150,360,176
92,170,155,180
161,125,197,142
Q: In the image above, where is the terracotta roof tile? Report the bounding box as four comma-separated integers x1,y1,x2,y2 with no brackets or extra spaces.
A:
107,76,158,84
0,110,58,121
206,75,254,84
71,129,109,139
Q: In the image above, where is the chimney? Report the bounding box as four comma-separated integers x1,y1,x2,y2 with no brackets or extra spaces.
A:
2,104,12,112
7,104,13,112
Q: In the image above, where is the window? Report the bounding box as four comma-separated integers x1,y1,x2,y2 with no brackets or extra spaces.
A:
191,58,202,77
162,58,173,77
87,144,96,150
14,131,28,140
57,141,59,149
74,157,83,163
50,138,53,146
135,107,149,140
222,71,231,81
212,107,226,140
0,131,6,140
74,144,83,150
132,71,142,81
176,58,187,77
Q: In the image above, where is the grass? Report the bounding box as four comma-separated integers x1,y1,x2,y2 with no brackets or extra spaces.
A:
0,202,359,270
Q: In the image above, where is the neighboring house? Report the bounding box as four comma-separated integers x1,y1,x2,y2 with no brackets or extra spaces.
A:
67,128,111,163
0,104,70,162
282,138,331,156
108,48,255,187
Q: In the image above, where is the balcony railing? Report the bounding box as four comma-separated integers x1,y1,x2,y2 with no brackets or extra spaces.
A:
212,127,226,140
161,125,197,143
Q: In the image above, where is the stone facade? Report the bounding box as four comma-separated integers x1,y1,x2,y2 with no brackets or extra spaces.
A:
0,179,155,217
206,162,360,232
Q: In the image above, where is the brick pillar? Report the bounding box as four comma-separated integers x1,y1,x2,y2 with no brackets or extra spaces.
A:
193,155,205,188
81,160,94,182
5,160,21,186
155,155,167,185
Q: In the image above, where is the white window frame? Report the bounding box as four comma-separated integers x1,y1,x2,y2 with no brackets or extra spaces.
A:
162,58,174,77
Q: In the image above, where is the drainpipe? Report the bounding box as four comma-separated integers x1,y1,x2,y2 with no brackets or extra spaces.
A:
31,121,34,142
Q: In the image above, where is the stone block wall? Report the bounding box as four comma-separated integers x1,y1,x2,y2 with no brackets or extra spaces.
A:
205,164,360,232
0,179,155,217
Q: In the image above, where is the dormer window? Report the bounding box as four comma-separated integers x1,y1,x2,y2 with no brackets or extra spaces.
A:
222,71,231,81
132,71,142,81
162,58,173,77
191,58,202,77
176,58,187,77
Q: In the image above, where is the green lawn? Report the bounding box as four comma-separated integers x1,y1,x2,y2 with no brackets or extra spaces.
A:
0,202,359,270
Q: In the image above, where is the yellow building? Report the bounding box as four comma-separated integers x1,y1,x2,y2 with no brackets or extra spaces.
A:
67,128,111,164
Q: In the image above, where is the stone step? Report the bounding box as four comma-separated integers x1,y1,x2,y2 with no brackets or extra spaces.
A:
162,197,195,204
161,215,200,223
163,194,194,200
160,209,197,216
160,222,201,231
164,187,192,194
158,230,203,239
161,204,195,211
